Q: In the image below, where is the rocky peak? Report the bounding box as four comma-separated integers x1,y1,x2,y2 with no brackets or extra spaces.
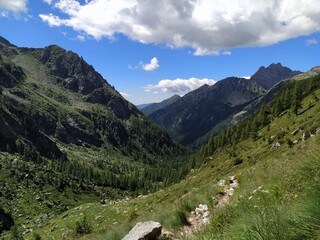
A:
251,63,302,90
30,45,107,95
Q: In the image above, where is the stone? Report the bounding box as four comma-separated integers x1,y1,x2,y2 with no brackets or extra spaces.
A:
203,211,210,218
229,176,236,181
161,230,175,239
271,142,281,149
218,179,226,186
122,221,162,240
230,182,238,188
199,204,208,211
291,128,301,135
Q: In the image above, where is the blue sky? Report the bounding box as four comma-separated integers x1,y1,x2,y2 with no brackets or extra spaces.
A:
0,0,319,105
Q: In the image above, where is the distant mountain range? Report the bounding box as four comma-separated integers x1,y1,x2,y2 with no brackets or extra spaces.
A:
143,63,302,146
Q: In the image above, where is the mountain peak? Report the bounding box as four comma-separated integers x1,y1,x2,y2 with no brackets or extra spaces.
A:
251,63,302,90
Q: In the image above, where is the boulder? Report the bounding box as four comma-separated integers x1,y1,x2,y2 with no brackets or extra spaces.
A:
122,221,162,240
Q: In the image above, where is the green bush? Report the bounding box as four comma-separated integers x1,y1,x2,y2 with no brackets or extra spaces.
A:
75,214,92,235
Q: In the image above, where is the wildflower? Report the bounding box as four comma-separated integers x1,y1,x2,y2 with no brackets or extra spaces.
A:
253,205,258,208
294,194,298,198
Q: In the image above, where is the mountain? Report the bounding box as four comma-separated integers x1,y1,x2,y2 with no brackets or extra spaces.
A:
0,36,193,236
141,94,181,116
148,78,264,145
22,72,320,239
147,64,302,146
136,103,152,109
251,62,302,89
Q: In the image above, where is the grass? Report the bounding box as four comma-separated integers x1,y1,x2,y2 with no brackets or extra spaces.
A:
2,52,319,239
26,87,319,240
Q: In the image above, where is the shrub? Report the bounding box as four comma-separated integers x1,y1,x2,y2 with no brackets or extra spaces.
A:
75,214,92,235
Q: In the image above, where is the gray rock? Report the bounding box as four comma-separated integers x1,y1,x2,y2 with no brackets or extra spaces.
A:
160,229,175,239
122,221,162,240
271,142,281,149
291,128,301,135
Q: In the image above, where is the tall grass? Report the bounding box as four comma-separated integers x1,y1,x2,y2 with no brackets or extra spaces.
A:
194,134,320,240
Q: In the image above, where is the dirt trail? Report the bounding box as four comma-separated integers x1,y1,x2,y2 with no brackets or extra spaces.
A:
163,176,238,239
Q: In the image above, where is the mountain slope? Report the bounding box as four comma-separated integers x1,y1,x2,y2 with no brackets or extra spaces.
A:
141,94,181,116
0,36,193,237
1,40,178,155
149,78,264,145
147,64,301,146
24,73,320,240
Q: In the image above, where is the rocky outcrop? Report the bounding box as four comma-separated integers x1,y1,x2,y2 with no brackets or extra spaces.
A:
122,221,162,240
251,63,302,90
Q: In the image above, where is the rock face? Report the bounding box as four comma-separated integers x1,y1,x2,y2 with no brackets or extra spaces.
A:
251,63,302,90
122,221,162,240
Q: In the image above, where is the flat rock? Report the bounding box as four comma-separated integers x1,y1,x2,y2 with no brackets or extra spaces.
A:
122,221,162,240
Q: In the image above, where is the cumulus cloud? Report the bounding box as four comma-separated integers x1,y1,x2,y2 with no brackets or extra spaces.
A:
305,38,318,45
39,0,320,55
141,57,159,71
145,77,216,94
0,0,27,14
39,13,65,26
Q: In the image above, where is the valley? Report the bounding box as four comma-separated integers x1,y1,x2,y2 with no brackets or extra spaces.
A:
0,35,319,240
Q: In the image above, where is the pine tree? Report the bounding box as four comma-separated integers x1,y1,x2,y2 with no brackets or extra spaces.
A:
291,83,302,115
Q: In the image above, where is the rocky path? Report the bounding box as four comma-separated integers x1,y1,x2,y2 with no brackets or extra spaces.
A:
121,176,238,240
168,176,238,239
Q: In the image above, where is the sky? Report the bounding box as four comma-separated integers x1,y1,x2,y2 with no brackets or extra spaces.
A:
0,0,319,105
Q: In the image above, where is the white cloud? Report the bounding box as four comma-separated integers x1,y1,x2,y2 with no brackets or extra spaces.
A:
43,0,53,4
76,35,85,41
0,0,27,12
120,92,130,98
145,77,216,94
39,13,65,26
0,0,27,16
39,0,320,55
305,38,318,45
240,76,251,79
141,57,159,71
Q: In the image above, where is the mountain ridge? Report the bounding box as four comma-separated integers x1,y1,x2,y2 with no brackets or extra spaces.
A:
0,36,188,195
146,63,302,146
141,94,181,116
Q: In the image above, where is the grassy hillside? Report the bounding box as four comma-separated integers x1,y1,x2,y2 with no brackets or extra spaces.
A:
8,75,318,240
0,37,192,238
